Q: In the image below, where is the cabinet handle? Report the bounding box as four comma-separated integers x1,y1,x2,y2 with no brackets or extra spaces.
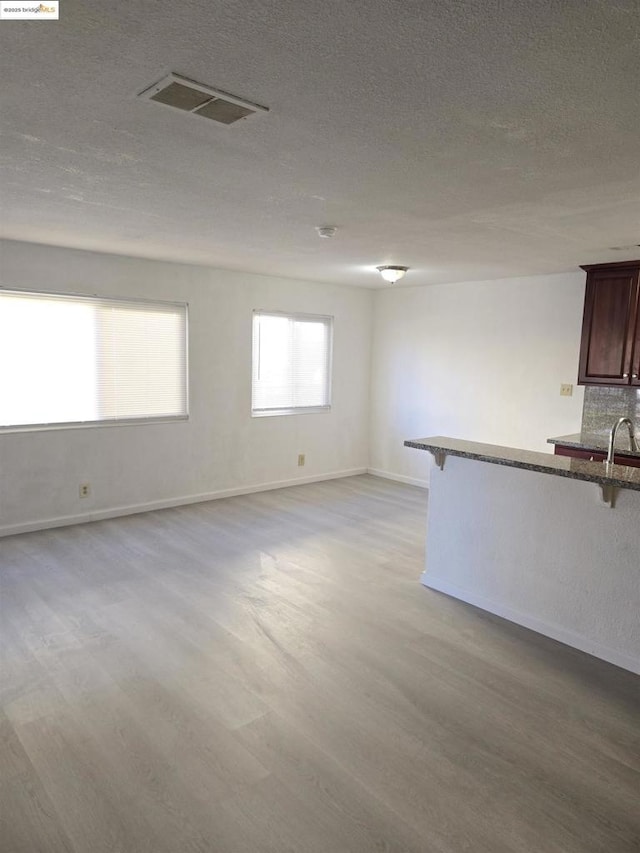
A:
623,373,629,378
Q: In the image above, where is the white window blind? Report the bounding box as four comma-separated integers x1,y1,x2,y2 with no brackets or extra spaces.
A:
252,311,332,415
0,290,188,430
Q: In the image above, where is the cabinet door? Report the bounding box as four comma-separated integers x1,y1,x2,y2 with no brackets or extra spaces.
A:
554,445,640,468
631,281,640,387
554,445,606,462
578,267,639,385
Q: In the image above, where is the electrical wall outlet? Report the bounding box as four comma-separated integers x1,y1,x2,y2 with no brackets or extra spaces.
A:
298,453,305,467
560,383,573,397
79,483,91,498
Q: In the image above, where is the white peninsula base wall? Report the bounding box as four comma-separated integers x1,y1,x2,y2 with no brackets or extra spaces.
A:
423,456,640,675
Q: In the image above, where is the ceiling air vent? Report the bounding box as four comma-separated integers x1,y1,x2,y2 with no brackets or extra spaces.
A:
138,73,268,125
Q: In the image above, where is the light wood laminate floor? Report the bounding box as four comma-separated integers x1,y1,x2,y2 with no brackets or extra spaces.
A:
1,474,639,853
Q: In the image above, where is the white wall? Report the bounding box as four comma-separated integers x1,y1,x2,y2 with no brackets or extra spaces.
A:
1,243,590,533
370,272,586,487
0,240,372,534
423,455,640,674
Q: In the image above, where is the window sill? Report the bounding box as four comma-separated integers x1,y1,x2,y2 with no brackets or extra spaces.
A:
251,406,331,418
0,415,189,434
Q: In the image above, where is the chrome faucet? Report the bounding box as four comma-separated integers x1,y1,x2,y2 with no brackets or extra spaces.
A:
607,417,638,466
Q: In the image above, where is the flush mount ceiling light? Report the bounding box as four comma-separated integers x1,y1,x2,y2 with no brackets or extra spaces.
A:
377,265,409,283
316,226,337,238
138,72,269,125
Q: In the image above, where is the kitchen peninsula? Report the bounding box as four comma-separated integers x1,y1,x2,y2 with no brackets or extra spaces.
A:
405,436,640,675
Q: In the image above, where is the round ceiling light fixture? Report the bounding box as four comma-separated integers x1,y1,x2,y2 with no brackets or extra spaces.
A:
316,225,337,238
377,265,409,283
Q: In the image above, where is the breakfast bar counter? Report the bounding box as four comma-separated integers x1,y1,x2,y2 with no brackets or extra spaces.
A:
404,436,640,491
405,436,640,674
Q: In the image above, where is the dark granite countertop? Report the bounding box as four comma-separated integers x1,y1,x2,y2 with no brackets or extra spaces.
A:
547,432,640,459
404,436,640,492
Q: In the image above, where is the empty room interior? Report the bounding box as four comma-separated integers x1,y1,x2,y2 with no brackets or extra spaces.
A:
1,2,639,852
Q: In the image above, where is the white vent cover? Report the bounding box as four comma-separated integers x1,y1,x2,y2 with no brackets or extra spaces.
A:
138,73,268,125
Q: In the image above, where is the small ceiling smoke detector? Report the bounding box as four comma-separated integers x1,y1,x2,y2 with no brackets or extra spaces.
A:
138,72,268,125
377,265,409,283
316,226,337,238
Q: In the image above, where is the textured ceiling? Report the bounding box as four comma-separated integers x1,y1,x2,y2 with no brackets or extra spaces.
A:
0,0,639,287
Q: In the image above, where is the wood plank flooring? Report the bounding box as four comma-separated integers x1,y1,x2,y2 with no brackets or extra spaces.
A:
1,474,639,853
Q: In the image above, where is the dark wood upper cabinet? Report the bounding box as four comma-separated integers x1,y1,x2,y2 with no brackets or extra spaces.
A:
578,260,640,386
632,292,640,387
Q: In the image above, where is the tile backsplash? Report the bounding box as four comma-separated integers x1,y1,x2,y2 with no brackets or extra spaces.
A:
581,386,640,434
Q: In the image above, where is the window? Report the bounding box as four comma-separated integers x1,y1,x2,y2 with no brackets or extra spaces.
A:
252,310,332,416
0,290,188,430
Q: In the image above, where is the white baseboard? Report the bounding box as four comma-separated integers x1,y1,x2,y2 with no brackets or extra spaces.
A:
0,468,368,538
367,468,428,489
421,573,640,676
